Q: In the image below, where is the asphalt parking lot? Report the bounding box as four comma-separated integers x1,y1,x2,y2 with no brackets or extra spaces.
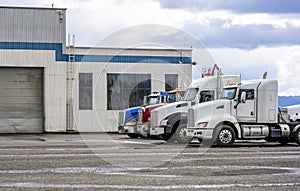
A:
0,133,299,191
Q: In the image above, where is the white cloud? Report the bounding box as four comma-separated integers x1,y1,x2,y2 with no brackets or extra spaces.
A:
226,13,300,29
3,0,300,48
207,47,284,79
195,46,300,96
276,46,300,96
2,0,300,95
59,0,193,46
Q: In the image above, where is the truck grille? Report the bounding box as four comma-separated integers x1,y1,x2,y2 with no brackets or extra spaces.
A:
151,110,158,127
138,108,143,123
187,108,194,127
118,111,124,126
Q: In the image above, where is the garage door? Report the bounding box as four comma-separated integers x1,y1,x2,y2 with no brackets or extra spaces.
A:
0,68,44,133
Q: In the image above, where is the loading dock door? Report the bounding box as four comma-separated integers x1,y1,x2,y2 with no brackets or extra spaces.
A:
0,68,44,133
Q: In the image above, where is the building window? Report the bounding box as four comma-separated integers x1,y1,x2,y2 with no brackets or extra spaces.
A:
165,74,178,91
79,73,93,110
107,73,151,110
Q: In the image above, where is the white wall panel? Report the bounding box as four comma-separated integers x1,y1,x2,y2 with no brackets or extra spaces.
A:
44,62,66,132
72,60,191,132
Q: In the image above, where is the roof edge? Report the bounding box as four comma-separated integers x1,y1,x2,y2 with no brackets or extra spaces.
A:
0,6,67,10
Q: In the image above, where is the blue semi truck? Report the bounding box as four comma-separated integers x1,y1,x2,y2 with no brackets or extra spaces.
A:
118,91,169,138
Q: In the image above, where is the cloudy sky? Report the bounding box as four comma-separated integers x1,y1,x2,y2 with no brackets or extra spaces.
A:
2,0,300,96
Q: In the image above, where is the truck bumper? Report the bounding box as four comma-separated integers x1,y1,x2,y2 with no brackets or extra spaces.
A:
150,126,164,136
118,126,125,134
186,128,214,139
137,124,150,136
122,125,137,134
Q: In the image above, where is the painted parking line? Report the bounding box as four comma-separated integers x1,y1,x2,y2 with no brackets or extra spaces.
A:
0,165,298,177
0,152,299,158
0,182,299,190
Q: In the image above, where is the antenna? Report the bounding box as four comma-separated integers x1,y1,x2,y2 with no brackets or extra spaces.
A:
263,71,267,79
72,34,75,47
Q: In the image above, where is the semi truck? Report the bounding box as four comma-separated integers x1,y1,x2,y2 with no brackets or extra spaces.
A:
282,104,300,122
186,79,300,146
118,91,169,138
136,89,185,138
150,75,240,143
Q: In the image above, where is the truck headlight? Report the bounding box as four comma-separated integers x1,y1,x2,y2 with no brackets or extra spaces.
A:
160,119,168,126
197,122,208,128
126,121,137,126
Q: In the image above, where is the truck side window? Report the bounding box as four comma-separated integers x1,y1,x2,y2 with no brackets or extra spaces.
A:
199,91,215,103
239,89,254,100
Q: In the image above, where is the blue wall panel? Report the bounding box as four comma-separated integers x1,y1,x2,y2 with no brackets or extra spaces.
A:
0,42,192,64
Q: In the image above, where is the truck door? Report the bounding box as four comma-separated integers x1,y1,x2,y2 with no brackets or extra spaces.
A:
236,89,256,122
199,90,215,103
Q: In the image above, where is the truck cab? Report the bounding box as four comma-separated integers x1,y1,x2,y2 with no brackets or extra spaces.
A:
136,89,185,137
187,79,300,146
118,91,169,138
282,104,300,122
150,75,240,143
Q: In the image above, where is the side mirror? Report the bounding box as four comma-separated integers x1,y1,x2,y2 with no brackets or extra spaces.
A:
240,92,246,103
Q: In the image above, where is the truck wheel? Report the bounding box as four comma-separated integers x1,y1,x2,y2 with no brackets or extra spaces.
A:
173,123,193,144
161,134,171,141
215,125,235,147
278,138,289,145
295,128,300,145
197,138,202,144
127,133,139,138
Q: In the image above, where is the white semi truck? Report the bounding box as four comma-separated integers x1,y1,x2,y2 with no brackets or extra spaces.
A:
150,75,240,143
282,104,300,122
186,79,300,146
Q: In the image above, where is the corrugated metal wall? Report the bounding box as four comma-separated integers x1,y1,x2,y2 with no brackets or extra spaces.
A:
0,7,67,133
0,7,66,44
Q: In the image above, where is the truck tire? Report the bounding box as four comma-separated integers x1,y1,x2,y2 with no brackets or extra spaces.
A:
173,123,192,144
278,138,289,145
197,138,202,144
215,125,236,147
127,133,139,138
161,134,171,141
294,128,300,145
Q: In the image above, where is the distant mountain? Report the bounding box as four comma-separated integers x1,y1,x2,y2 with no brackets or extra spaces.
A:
278,96,300,108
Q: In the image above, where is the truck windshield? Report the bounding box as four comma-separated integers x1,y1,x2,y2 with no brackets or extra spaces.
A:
148,96,159,105
182,88,199,101
168,94,176,103
222,88,237,100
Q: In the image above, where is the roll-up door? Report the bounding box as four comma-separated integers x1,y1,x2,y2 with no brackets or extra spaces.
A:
0,68,44,133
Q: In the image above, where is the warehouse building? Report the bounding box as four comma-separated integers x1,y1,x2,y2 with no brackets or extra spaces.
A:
0,6,192,133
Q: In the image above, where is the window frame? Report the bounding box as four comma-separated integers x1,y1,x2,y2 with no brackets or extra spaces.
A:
107,73,151,110
79,73,93,110
199,90,215,103
165,74,178,91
